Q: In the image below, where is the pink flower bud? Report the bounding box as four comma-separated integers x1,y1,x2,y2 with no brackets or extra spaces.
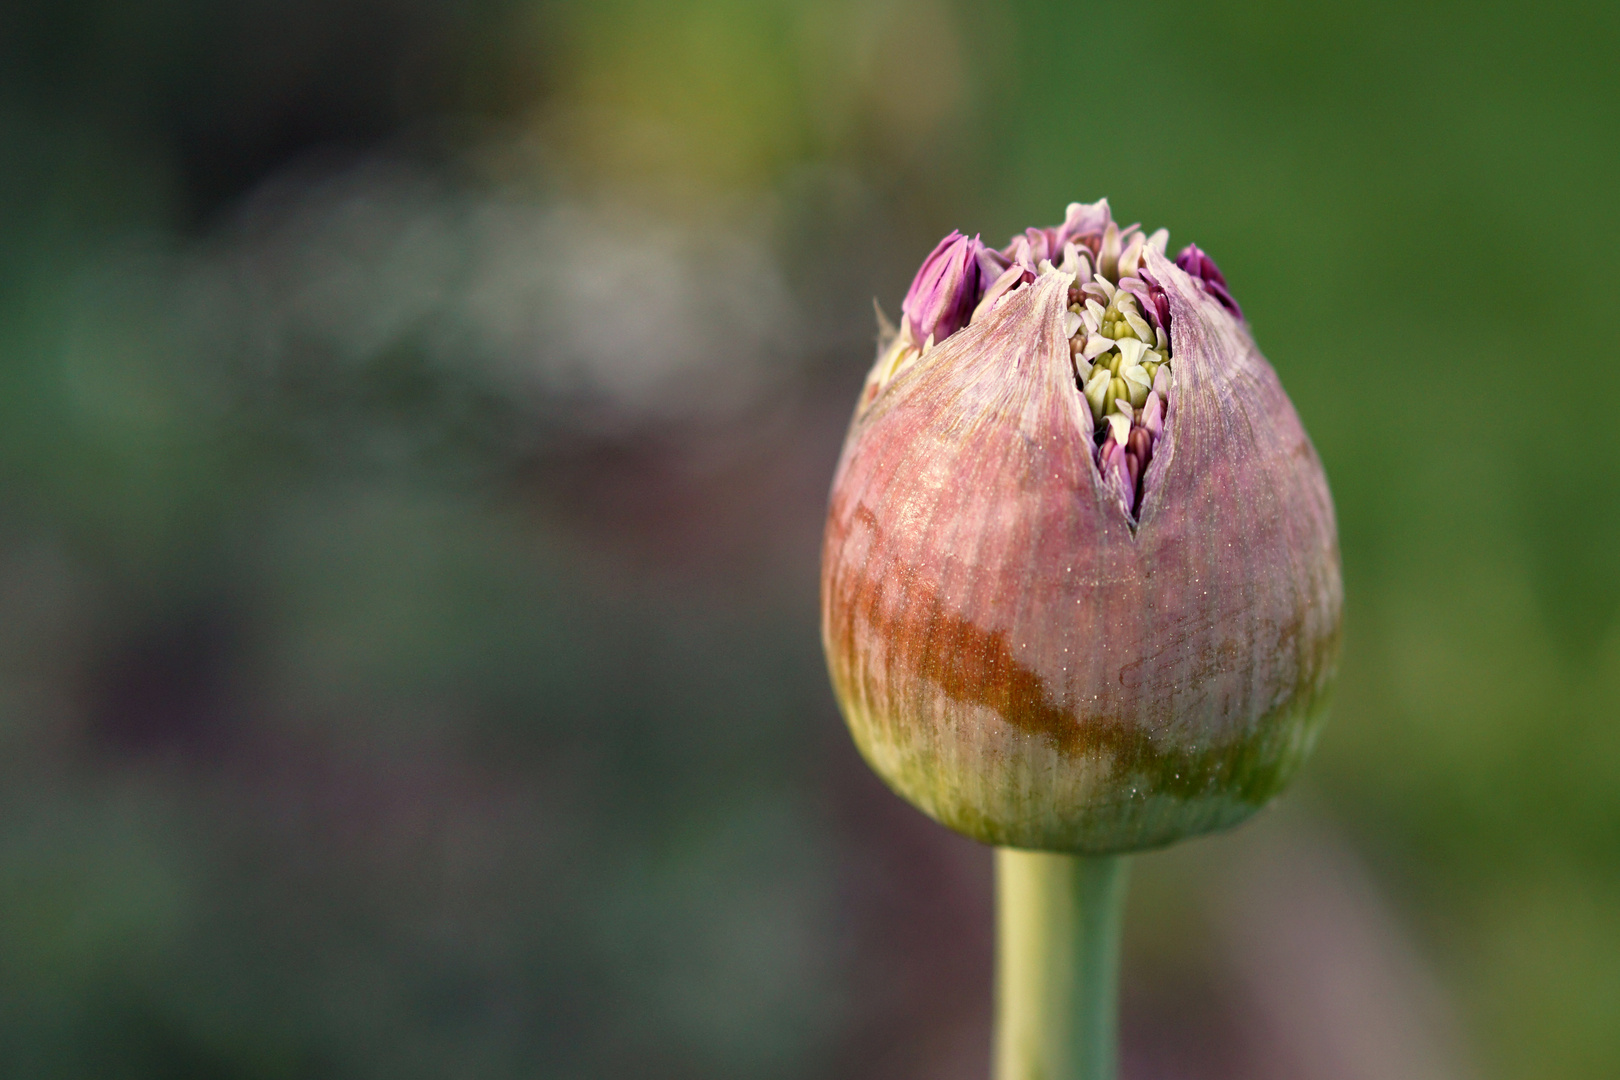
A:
901,230,985,346
1175,243,1242,319
822,203,1341,853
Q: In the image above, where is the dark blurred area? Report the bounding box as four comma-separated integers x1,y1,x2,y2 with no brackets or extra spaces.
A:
1,1,1617,1077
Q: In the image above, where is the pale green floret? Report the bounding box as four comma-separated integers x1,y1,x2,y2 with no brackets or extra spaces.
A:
1123,366,1152,409
1083,367,1111,417
1123,310,1153,342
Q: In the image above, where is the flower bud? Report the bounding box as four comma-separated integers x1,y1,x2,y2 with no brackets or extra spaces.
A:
1175,242,1241,319
901,230,984,347
822,201,1341,853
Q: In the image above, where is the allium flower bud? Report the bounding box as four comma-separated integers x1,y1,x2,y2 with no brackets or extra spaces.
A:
902,230,985,347
822,201,1341,853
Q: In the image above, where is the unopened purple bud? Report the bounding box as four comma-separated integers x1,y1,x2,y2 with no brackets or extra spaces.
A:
1175,244,1242,320
976,244,1012,282
1004,234,1040,275
902,231,984,346
1019,226,1060,268
1139,271,1173,334
1055,199,1112,250
1142,391,1164,438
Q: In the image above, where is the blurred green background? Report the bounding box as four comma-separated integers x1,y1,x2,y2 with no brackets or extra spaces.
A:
0,1,1616,1077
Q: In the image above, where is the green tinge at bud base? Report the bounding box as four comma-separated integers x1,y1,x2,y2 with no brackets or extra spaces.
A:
821,236,1341,854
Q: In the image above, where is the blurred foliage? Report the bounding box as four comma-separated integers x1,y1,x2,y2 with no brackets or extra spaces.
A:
0,1,1618,1078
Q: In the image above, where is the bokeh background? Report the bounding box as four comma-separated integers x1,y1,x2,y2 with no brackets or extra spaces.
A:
1,1,1616,1077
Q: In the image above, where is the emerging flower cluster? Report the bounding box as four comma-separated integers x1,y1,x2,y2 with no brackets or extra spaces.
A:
863,200,1239,519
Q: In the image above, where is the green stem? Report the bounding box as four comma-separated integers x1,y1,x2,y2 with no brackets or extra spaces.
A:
992,849,1130,1080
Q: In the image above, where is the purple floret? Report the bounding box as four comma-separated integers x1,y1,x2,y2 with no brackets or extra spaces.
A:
1175,244,1242,320
902,231,985,345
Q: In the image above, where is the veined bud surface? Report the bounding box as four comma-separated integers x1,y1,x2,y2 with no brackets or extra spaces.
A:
822,200,1342,853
